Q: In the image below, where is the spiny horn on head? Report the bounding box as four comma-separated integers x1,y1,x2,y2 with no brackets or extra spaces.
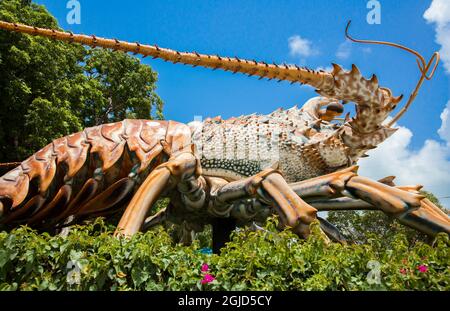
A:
391,94,404,105
0,21,334,90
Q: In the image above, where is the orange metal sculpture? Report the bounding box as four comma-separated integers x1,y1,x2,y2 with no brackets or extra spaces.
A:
0,20,448,245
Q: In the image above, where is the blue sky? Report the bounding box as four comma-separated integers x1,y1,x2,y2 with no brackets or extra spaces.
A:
33,0,450,204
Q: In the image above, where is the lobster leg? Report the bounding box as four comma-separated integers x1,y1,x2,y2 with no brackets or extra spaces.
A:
303,176,421,211
142,207,167,231
74,178,135,218
52,177,101,224
290,166,450,236
27,185,72,226
212,168,318,238
115,151,199,237
306,197,375,211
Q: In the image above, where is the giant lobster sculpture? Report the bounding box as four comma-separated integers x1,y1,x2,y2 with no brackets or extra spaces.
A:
0,20,449,247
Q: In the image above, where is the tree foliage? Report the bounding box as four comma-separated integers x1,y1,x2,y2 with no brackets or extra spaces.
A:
0,0,163,162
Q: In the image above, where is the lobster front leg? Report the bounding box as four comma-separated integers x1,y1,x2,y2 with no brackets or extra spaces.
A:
142,207,167,231
213,168,318,238
115,151,200,237
290,166,450,236
345,177,450,236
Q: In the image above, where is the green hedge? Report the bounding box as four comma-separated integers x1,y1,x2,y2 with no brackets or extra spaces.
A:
0,218,448,291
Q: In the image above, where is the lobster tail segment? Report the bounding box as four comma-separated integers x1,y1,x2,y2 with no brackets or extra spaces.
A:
0,119,185,227
0,166,30,210
0,136,87,212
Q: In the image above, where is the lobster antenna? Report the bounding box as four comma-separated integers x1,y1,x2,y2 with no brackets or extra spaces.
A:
0,162,21,169
0,20,334,90
345,20,440,127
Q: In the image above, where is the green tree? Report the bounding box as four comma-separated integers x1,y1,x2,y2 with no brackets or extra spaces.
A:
327,191,448,245
0,0,163,163
82,48,163,126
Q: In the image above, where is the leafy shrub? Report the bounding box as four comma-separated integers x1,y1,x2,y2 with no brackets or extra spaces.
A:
0,217,448,291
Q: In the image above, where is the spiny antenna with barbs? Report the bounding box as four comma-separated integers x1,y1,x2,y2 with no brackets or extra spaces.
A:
0,20,335,91
345,20,440,127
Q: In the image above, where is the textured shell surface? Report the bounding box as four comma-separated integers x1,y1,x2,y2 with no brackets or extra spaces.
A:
189,106,349,183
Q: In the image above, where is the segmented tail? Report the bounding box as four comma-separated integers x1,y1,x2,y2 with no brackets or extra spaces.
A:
0,119,192,227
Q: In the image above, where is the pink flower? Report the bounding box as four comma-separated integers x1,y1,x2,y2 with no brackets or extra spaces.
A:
399,268,407,275
201,263,209,272
417,265,428,273
201,274,215,284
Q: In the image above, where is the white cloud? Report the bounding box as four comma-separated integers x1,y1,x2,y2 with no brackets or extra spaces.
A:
359,103,450,208
424,0,450,72
439,102,450,142
358,1,450,208
362,47,372,54
424,0,450,25
336,40,352,60
288,35,318,59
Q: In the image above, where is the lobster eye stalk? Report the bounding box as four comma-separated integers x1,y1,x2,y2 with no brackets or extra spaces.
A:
345,20,440,127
